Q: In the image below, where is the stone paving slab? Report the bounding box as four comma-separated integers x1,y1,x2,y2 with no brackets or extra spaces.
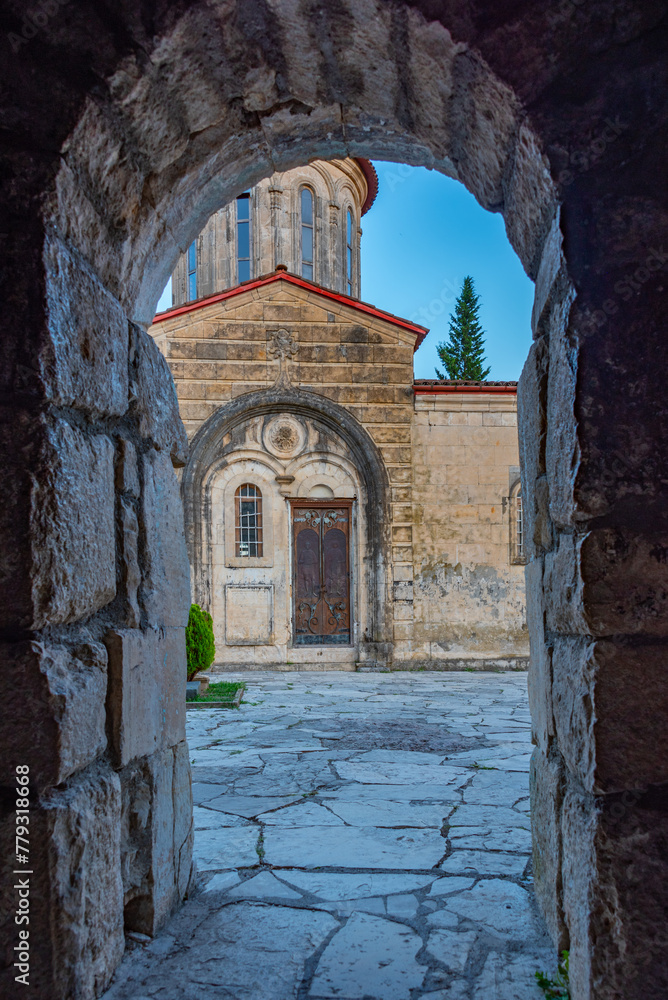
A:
102,671,557,1000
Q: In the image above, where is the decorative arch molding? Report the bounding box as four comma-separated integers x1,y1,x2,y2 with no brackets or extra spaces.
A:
182,386,392,648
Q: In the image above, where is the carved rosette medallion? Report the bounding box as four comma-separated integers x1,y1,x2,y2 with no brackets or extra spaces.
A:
263,414,306,459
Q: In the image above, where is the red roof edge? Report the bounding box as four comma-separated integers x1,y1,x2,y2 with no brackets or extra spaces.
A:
356,159,379,215
152,270,428,348
413,381,517,395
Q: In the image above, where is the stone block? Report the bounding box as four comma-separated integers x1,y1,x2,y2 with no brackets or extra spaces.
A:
557,774,668,999
139,448,191,628
0,762,124,1000
530,748,568,951
503,124,558,279
31,420,116,628
119,498,141,627
582,529,668,637
120,741,193,936
525,558,555,750
173,740,195,900
131,324,188,466
553,636,668,793
105,627,186,768
545,528,668,638
449,48,519,211
225,584,273,644
115,438,140,497
545,320,580,529
0,640,107,790
393,580,414,601
543,532,588,635
560,778,599,1000
392,600,414,622
42,232,129,417
531,211,575,341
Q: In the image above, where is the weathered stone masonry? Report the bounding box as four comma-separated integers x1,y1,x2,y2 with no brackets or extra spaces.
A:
1,2,666,998
154,155,527,671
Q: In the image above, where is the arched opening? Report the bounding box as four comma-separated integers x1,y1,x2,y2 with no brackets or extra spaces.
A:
2,4,666,999
183,388,391,668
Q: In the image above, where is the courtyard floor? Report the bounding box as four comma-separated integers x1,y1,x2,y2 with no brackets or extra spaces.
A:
102,671,555,1000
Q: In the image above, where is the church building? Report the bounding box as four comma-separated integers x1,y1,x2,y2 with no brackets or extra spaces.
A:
150,158,527,671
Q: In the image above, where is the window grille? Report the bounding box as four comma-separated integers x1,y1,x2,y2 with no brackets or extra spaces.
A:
236,192,251,283
510,480,526,564
301,188,314,280
235,484,263,557
187,240,197,301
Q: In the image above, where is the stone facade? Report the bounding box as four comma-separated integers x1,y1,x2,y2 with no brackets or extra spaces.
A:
2,3,667,997
411,387,527,667
150,265,527,670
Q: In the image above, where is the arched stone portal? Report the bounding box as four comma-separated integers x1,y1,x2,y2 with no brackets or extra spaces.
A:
0,3,666,998
182,388,391,668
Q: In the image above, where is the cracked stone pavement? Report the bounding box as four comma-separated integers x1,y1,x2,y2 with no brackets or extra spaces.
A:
102,671,555,1000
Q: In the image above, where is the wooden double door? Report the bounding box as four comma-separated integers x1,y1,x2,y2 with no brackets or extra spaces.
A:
291,501,352,646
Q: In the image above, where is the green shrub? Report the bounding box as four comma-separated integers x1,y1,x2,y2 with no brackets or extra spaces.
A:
185,603,216,680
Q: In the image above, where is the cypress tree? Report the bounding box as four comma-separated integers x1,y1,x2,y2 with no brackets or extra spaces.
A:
435,276,491,381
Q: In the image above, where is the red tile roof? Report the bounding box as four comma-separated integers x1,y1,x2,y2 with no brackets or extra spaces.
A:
356,159,379,215
152,269,429,348
413,379,517,394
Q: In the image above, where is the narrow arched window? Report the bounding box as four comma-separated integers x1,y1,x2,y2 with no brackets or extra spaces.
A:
187,240,197,301
235,484,263,557
236,192,251,282
301,188,314,280
510,480,526,564
346,208,354,295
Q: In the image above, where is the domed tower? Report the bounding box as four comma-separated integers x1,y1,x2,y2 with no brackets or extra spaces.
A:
170,158,377,306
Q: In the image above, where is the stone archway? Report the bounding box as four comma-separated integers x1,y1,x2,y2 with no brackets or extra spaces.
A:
1,3,666,998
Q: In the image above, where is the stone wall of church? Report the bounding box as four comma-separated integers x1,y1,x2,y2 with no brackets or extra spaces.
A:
151,281,528,669
403,390,528,669
151,276,417,668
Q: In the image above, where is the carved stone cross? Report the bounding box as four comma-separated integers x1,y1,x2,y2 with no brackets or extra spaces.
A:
268,328,298,386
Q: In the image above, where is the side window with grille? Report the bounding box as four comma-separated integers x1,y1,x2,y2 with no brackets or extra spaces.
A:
510,480,526,565
235,484,263,558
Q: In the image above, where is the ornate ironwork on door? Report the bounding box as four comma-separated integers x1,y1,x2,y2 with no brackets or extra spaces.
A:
292,501,352,645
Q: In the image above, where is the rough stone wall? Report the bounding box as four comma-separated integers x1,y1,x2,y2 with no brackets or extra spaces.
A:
0,246,194,996
152,276,415,665
408,390,527,669
152,284,528,669
1,1,666,997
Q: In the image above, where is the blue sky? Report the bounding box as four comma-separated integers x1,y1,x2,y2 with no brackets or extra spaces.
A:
156,161,534,381
362,162,534,381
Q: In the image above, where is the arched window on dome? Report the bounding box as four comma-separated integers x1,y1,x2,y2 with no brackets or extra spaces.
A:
346,207,354,296
187,240,197,301
235,484,263,557
236,192,251,283
300,187,314,281
509,479,526,564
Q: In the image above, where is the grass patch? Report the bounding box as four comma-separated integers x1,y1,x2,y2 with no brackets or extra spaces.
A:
195,681,246,703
